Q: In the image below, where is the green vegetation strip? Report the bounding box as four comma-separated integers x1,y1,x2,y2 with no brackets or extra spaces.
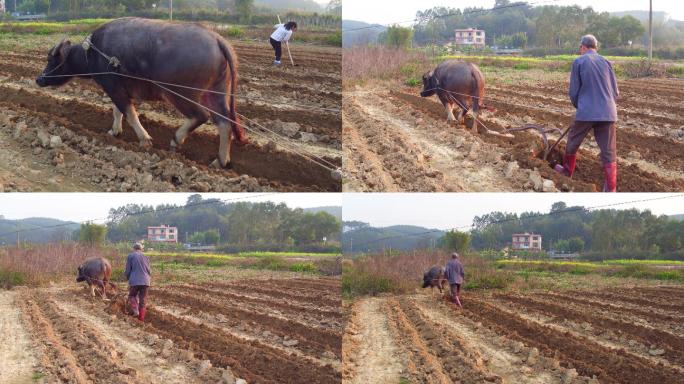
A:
146,251,339,259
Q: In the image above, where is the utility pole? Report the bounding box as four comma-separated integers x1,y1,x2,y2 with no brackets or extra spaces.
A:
648,0,653,60
169,0,173,20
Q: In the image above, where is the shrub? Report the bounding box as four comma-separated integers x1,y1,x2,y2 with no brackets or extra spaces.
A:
325,31,342,46
405,77,421,86
0,269,26,289
289,262,317,273
222,26,244,38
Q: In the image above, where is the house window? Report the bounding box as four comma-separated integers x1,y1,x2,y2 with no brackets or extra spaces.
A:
169,235,175,240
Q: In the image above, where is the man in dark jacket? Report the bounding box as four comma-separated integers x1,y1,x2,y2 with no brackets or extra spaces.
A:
555,34,620,192
444,252,465,307
125,242,151,322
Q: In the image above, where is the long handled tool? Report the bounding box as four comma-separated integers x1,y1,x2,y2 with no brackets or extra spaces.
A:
277,15,296,67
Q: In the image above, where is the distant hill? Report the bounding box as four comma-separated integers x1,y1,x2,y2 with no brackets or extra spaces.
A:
304,206,342,221
670,214,684,221
0,217,79,245
611,10,669,22
342,222,444,253
342,19,386,47
256,0,324,12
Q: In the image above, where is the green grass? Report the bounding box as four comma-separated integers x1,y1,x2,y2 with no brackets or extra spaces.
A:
602,259,684,266
0,268,26,288
32,372,46,381
498,258,684,283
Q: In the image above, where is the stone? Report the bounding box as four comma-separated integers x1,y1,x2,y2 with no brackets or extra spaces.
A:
197,359,212,376
527,347,539,365
299,132,318,143
49,135,63,148
512,341,524,354
626,150,641,160
542,179,556,192
33,147,42,155
235,379,247,384
562,368,578,384
279,121,301,138
13,121,27,139
37,130,50,147
283,339,299,347
529,171,543,191
649,348,665,356
221,369,236,384
504,161,519,178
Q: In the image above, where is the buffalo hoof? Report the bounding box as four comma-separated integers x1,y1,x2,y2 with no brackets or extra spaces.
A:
331,168,343,181
107,129,121,137
210,159,232,169
139,138,153,148
169,140,177,153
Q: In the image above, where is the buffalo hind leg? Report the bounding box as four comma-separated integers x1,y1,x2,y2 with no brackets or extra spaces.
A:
109,105,123,136
206,95,233,168
215,121,232,168
124,105,153,148
170,117,207,152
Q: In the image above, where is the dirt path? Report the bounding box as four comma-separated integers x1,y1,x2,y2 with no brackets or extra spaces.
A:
343,298,404,383
0,290,38,384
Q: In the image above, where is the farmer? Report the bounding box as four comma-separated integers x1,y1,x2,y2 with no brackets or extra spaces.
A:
555,34,620,192
125,242,151,322
444,252,465,308
270,21,297,65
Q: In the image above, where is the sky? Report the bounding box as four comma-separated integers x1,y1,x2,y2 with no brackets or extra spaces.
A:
343,193,684,230
0,193,341,223
343,0,684,26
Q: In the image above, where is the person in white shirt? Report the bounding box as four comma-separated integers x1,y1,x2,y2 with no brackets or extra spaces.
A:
270,21,297,65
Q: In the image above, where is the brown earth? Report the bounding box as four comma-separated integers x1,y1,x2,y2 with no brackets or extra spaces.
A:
0,40,341,192
343,78,684,192
343,285,684,383
1,276,342,384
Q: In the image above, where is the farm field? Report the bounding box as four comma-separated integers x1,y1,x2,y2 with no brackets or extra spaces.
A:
343,284,684,384
1,275,342,384
343,72,684,192
0,32,341,192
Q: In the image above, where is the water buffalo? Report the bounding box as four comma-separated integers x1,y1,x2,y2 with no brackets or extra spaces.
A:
420,60,486,133
76,257,115,299
422,265,446,295
36,17,245,168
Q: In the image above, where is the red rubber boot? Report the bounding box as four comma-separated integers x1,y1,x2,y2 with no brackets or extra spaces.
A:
603,162,617,192
138,308,146,322
554,153,577,177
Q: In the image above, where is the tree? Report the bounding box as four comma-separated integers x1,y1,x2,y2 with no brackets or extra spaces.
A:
235,0,253,23
384,25,413,48
79,223,107,247
440,230,471,254
204,229,220,245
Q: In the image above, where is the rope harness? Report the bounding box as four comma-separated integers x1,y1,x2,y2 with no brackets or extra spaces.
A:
36,36,342,177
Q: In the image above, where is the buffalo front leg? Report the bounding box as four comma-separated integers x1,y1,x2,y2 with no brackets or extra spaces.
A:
445,103,457,124
109,104,123,136
124,105,153,148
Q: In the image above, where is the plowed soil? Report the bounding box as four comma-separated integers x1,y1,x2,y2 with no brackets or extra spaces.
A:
343,285,684,383
0,39,341,192
1,276,342,384
343,77,684,192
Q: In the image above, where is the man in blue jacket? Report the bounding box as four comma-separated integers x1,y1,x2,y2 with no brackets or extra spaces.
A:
444,253,465,308
555,35,620,192
125,242,151,322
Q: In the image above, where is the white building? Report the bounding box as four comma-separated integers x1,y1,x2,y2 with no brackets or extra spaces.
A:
147,225,178,243
512,233,542,251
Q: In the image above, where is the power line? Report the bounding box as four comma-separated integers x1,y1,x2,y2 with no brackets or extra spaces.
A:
348,194,684,250
0,193,277,240
342,0,563,34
